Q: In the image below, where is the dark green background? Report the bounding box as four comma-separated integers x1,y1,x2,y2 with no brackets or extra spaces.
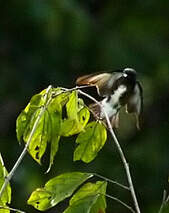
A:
0,1,169,212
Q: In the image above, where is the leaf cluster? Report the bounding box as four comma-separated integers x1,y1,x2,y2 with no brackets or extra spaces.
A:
28,172,107,213
14,87,108,212
16,87,107,170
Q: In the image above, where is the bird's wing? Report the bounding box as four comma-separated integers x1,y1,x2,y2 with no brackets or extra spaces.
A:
126,81,143,129
76,72,123,96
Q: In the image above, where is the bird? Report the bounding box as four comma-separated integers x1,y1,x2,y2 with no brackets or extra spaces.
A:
76,68,143,129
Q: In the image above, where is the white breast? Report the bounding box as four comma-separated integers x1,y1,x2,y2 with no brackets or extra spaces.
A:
100,85,127,118
112,85,127,103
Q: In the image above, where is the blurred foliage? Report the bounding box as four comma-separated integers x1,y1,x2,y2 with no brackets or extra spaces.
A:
0,0,169,213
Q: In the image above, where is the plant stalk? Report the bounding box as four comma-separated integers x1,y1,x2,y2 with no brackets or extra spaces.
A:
0,85,52,199
78,89,141,213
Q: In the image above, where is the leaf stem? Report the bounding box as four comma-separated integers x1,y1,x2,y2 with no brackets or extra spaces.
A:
93,173,129,190
77,89,141,213
104,193,135,213
0,85,52,199
0,205,26,213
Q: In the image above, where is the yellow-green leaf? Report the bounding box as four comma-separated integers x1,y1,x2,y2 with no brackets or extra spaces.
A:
66,91,78,120
46,93,68,171
60,92,90,136
24,109,51,164
52,89,70,107
0,154,11,213
74,121,107,163
27,188,52,211
46,135,60,173
16,87,67,165
27,172,93,211
60,119,78,136
16,91,49,143
77,106,90,130
64,181,107,213
0,207,10,213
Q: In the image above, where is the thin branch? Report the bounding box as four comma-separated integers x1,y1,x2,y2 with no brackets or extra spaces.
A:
62,85,95,91
159,190,169,213
93,173,130,190
52,85,95,98
78,89,141,213
0,205,26,213
166,194,169,203
104,193,135,213
0,85,52,199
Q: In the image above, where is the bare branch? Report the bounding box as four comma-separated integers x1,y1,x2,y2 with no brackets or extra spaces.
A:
104,193,136,213
93,173,130,190
0,205,26,213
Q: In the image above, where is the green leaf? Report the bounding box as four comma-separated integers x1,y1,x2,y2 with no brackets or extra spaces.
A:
66,91,78,120
77,106,90,130
27,188,52,211
74,121,107,163
27,172,93,211
0,154,11,213
16,91,50,163
52,89,70,107
16,92,48,143
16,97,40,143
0,207,10,213
60,92,90,136
16,88,90,166
64,181,107,213
16,87,69,165
46,91,70,172
64,195,99,213
59,119,77,136
24,110,51,164
46,135,60,173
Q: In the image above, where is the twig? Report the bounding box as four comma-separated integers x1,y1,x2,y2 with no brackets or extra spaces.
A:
78,89,141,213
62,85,95,91
0,153,5,168
159,190,169,213
0,205,26,213
93,173,130,190
0,85,52,199
52,85,95,98
166,194,169,203
104,193,135,213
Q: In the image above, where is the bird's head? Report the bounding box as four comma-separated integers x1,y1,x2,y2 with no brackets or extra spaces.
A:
123,68,137,80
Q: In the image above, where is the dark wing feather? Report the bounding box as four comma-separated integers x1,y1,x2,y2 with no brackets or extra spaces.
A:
126,81,143,129
76,72,123,97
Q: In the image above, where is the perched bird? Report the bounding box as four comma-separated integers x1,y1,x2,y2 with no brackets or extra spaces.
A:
76,68,143,129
